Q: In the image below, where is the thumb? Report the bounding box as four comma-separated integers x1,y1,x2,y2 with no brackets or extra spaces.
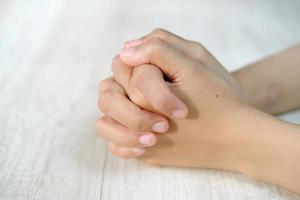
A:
130,64,188,118
119,38,195,83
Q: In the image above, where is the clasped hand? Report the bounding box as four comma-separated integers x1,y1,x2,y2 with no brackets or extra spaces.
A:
96,28,255,172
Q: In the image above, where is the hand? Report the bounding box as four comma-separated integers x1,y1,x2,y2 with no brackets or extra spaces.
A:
97,30,300,193
97,28,244,160
116,28,248,115
115,29,250,169
97,76,170,158
98,29,253,171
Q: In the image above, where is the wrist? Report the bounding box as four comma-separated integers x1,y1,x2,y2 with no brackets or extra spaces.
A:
227,105,279,175
249,120,300,192
232,68,281,114
232,70,261,108
219,103,278,174
227,104,300,192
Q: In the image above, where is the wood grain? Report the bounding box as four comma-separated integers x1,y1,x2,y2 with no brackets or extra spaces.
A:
0,0,300,199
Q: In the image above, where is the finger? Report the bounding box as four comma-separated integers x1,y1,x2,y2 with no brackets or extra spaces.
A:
112,55,188,118
124,28,228,74
119,38,197,81
101,77,127,95
111,56,153,111
124,28,207,63
120,39,192,118
131,64,188,118
112,55,184,116
99,81,169,133
108,142,145,159
96,116,157,147
111,55,132,90
98,77,115,93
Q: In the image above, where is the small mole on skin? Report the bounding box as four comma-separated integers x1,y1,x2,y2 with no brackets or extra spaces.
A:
215,94,218,98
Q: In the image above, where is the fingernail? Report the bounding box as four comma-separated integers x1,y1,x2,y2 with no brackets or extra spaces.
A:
152,122,168,133
131,147,146,155
139,134,156,146
172,109,187,118
120,47,135,58
124,39,142,48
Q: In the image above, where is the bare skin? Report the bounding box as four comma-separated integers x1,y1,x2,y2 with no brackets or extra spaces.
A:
96,29,300,193
233,44,300,114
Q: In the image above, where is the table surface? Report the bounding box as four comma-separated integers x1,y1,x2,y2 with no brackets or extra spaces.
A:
1,0,300,199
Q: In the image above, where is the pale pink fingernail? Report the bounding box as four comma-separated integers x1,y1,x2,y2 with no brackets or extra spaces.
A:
131,147,146,155
152,122,168,133
139,134,156,146
120,47,135,58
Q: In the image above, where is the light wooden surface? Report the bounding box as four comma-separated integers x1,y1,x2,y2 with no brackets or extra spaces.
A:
0,0,300,199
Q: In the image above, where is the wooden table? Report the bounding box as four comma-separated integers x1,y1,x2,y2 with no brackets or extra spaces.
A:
1,0,300,199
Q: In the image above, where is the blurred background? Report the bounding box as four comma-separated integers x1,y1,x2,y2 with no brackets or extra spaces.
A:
0,0,300,199
1,0,300,76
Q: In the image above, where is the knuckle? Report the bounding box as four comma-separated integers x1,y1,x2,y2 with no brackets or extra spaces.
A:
111,55,122,72
99,90,114,113
128,109,151,132
190,41,207,61
131,111,152,131
151,28,169,39
98,78,112,93
117,132,140,147
146,37,166,53
131,117,145,131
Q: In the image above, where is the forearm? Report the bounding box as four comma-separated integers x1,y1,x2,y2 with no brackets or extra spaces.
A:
231,105,300,193
233,44,300,115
